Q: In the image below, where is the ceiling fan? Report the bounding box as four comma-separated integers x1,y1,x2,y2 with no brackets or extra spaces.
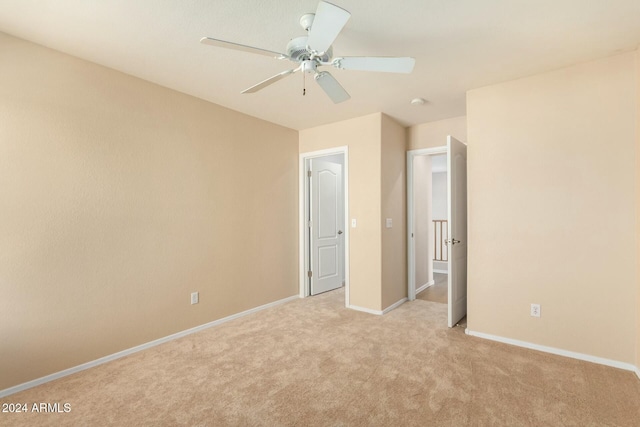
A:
200,1,415,103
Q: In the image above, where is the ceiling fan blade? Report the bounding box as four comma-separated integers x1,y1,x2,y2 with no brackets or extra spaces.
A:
241,69,297,94
335,57,416,74
307,1,351,54
314,71,350,103
200,37,287,58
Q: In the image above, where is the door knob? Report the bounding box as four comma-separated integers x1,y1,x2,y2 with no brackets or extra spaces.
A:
338,230,343,235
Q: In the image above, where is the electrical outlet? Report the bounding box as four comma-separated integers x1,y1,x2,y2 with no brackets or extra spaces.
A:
191,292,199,305
530,303,540,318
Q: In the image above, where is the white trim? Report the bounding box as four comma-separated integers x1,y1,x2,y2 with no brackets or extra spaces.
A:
416,280,435,295
382,297,408,314
635,366,640,380
466,329,639,373
406,146,448,302
433,269,448,274
0,295,299,398
299,147,350,306
348,304,383,316
348,297,408,316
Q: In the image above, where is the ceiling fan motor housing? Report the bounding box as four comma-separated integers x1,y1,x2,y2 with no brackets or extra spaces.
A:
286,36,332,62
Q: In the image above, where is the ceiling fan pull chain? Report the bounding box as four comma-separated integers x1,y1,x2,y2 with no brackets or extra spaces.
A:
303,71,306,96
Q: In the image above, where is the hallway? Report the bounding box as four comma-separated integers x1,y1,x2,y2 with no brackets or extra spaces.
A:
416,273,447,304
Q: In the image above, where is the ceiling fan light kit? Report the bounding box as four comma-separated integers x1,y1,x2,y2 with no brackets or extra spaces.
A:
200,1,415,104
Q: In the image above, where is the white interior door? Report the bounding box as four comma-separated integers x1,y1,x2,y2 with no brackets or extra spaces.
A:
447,136,468,327
310,158,344,295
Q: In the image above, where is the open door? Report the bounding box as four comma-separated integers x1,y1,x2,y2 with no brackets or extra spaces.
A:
310,158,344,295
447,136,467,327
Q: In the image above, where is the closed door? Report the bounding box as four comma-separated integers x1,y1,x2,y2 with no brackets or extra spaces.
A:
447,136,467,327
310,158,344,295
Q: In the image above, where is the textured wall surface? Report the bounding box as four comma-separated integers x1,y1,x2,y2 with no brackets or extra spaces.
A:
467,52,637,364
0,33,299,390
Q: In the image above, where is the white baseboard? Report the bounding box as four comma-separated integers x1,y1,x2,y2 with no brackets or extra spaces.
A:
348,304,383,315
465,329,638,374
383,297,407,314
0,295,300,398
348,297,408,316
635,366,640,381
415,280,435,295
433,269,448,274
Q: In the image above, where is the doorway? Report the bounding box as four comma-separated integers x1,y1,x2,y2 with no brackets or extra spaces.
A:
299,147,349,305
407,137,467,327
415,153,448,305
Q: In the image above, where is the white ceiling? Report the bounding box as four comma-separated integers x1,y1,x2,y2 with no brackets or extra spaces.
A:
1,0,639,130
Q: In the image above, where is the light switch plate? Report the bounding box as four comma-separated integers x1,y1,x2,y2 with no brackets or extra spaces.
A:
385,218,393,228
351,219,357,228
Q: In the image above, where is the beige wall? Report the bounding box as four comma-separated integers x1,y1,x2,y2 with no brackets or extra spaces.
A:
413,156,432,289
299,113,383,310
408,116,467,150
381,115,407,309
0,33,299,390
467,52,638,363
300,113,408,311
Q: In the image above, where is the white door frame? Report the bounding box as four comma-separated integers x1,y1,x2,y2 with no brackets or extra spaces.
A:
406,146,447,301
299,146,350,307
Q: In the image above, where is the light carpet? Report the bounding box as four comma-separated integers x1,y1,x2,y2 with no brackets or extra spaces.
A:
1,288,639,426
